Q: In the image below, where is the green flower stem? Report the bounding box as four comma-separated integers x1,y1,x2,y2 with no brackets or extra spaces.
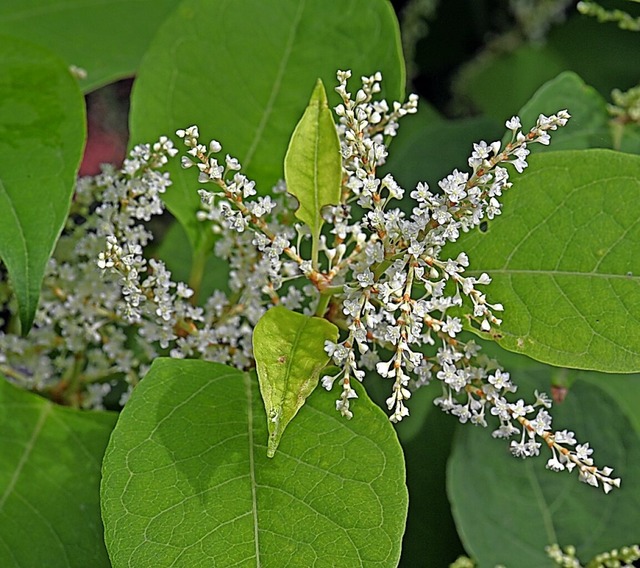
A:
315,289,332,317
188,246,208,304
311,230,320,271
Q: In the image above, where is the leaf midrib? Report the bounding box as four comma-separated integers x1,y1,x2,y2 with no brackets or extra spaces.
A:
0,403,51,510
468,268,639,280
242,0,306,171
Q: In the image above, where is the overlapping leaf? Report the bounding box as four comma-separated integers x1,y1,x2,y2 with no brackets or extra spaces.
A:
0,378,116,567
253,306,338,456
129,0,404,252
0,36,85,331
448,150,640,372
515,71,611,151
0,0,177,92
101,359,407,567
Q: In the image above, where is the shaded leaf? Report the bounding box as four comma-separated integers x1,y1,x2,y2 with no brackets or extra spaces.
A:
447,375,640,567
577,372,640,434
448,150,640,372
253,306,339,457
398,388,465,567
515,71,611,151
455,15,640,121
0,0,177,92
0,378,116,567
455,44,566,120
101,358,407,567
130,0,404,251
0,36,85,331
382,107,502,192
285,79,341,238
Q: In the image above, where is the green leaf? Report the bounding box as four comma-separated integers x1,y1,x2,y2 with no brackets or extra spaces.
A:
0,0,177,92
448,150,640,373
101,358,407,567
515,71,611,151
253,306,339,457
455,14,640,121
285,79,341,239
399,391,465,566
130,0,404,252
447,376,640,567
577,372,640,434
0,36,85,332
616,122,640,155
455,44,567,120
382,108,502,192
0,377,116,567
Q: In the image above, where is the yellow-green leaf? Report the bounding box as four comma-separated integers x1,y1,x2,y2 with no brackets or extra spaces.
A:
253,306,338,457
284,79,342,238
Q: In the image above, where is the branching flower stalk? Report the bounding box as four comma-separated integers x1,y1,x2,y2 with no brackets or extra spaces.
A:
0,70,620,492
168,71,620,492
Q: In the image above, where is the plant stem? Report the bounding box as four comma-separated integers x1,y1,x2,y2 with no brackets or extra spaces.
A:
315,290,332,317
189,247,208,304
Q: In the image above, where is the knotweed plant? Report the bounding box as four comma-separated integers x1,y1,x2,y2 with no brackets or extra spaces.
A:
0,71,620,493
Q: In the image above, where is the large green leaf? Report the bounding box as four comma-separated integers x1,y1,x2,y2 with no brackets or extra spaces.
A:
447,375,640,567
130,0,405,252
0,36,85,332
285,79,342,239
448,150,640,373
0,378,116,567
0,0,177,92
101,358,408,567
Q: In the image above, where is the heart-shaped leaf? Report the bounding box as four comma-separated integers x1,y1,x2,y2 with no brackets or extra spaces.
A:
253,305,339,457
101,358,407,567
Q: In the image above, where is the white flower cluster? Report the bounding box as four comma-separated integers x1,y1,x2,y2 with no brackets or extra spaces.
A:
0,69,618,492
174,71,617,492
0,137,260,408
0,140,177,406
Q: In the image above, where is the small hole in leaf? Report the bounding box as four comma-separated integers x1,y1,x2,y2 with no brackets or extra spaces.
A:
479,221,488,233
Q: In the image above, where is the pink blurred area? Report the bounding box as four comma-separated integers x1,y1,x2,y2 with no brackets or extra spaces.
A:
79,79,132,176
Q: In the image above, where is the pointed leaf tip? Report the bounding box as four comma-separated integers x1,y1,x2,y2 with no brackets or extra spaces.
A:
284,78,342,238
253,306,339,456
